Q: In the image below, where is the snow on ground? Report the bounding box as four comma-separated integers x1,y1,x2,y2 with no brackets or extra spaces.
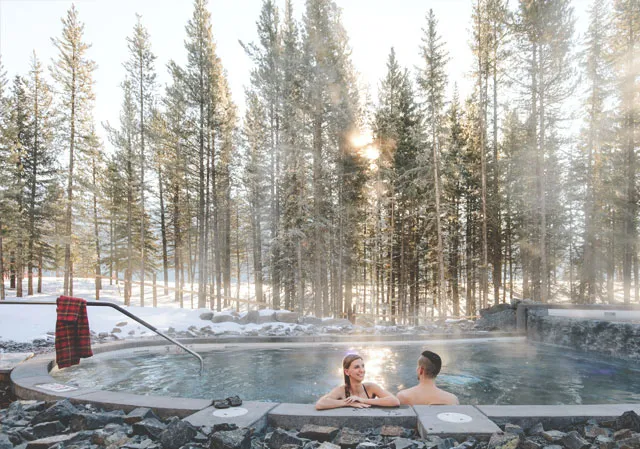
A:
0,277,296,343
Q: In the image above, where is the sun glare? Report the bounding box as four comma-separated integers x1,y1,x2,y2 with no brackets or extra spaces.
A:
351,132,372,148
363,145,380,161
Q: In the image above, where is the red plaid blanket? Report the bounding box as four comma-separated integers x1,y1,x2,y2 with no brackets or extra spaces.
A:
55,296,93,368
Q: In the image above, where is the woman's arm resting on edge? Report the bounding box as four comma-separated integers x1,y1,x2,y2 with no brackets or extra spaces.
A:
316,386,370,410
362,383,400,407
316,386,371,410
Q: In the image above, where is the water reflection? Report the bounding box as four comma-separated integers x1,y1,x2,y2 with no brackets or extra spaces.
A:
53,341,640,405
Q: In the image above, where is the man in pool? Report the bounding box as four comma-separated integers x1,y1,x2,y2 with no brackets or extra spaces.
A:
396,350,459,406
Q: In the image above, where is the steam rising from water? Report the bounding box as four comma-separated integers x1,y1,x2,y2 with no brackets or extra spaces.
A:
53,340,640,405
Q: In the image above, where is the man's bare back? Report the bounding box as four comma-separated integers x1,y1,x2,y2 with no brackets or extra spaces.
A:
397,350,459,406
397,383,459,406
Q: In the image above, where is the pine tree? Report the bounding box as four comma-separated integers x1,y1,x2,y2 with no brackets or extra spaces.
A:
443,86,465,315
473,0,510,306
24,52,57,295
579,0,613,304
184,0,220,309
302,0,334,316
161,63,192,307
50,5,97,296
6,76,32,297
611,0,640,304
515,0,575,301
0,58,8,300
278,0,306,312
461,96,482,316
472,0,491,309
417,9,449,316
501,109,527,303
84,127,105,299
374,48,423,322
124,15,157,306
242,0,284,310
105,79,139,305
216,75,238,308
243,91,268,305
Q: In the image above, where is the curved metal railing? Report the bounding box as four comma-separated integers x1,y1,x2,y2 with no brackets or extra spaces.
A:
0,300,204,375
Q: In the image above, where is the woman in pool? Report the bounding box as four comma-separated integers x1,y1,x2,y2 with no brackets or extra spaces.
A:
315,353,400,410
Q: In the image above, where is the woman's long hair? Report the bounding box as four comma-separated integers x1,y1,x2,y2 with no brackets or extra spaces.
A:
343,354,363,398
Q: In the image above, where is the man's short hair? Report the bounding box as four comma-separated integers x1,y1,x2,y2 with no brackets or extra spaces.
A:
418,350,442,378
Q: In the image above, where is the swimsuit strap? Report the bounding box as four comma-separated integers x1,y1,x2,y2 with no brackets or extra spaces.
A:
363,384,370,399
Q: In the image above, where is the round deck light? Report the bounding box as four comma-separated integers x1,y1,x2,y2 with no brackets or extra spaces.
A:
213,407,249,418
436,412,473,423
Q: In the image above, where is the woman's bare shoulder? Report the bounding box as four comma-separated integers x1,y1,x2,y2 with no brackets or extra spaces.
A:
327,384,347,398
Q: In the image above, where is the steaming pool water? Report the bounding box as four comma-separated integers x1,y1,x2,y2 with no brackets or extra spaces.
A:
51,338,640,405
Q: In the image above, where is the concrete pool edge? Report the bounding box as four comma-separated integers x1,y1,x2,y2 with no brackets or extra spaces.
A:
9,335,640,435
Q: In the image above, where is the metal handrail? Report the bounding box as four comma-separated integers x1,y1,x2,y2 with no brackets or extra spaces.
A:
0,300,204,374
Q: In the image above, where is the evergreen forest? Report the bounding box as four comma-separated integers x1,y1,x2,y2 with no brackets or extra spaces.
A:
1,0,639,323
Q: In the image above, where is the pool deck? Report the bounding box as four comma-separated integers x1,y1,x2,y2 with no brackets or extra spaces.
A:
8,336,640,436
0,352,33,382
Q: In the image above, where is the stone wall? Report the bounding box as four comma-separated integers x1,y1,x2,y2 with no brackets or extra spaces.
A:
474,303,518,331
526,311,640,362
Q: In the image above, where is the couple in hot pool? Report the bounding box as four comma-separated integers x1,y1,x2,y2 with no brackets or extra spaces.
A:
315,351,459,410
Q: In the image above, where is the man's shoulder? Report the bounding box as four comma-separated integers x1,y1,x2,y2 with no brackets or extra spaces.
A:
437,389,459,405
397,385,418,395
396,386,418,404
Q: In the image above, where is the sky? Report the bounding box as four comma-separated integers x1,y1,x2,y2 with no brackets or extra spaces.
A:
1,0,590,148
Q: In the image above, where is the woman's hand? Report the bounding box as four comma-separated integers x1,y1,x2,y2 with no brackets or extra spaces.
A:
343,398,370,408
345,395,366,403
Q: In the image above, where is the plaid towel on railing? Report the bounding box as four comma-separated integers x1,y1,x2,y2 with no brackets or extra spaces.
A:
55,296,93,368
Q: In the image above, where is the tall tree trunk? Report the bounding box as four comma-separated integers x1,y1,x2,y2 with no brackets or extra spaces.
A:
538,54,548,303
224,172,232,306
607,207,615,303
491,35,501,306
10,252,15,290
312,114,323,317
465,196,475,315
252,201,264,306
623,44,636,304
139,58,146,307
63,75,76,296
451,196,460,316
126,127,133,306
109,199,114,286
0,217,4,300
433,130,446,317
214,192,222,311
28,80,40,297
205,120,212,309
173,166,182,306
37,251,43,294
271,105,281,310
235,205,241,307
197,50,206,309
158,166,169,297
92,156,101,299
530,42,540,302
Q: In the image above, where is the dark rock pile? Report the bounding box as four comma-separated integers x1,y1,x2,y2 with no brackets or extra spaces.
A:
472,298,539,332
1,399,639,449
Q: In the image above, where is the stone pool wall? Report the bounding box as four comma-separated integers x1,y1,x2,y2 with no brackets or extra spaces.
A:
525,308,640,362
